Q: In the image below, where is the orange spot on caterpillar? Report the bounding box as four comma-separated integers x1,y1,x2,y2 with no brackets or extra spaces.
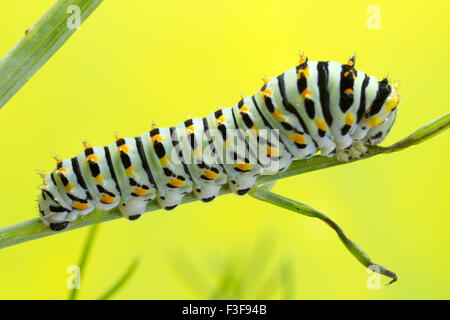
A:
133,188,148,196
234,163,252,172
125,166,135,176
57,167,68,175
344,70,356,79
368,116,382,128
301,89,312,99
118,144,130,153
168,178,184,187
86,154,99,162
160,156,169,166
203,170,218,180
316,118,327,131
385,98,399,112
297,68,310,79
73,201,89,210
290,133,306,144
215,115,226,125
240,105,249,112
151,134,163,143
345,113,355,126
64,184,73,192
100,194,115,204
273,109,284,120
186,125,195,133
93,174,103,183
266,146,279,157
260,89,272,100
344,88,353,95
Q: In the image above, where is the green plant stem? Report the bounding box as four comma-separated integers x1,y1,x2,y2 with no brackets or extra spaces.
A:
0,112,448,250
68,223,100,300
0,0,103,110
249,187,397,285
98,256,140,300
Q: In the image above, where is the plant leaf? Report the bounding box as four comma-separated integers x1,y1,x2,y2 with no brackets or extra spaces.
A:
0,0,103,110
249,187,397,285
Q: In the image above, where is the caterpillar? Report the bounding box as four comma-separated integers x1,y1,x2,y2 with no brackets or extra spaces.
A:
38,54,400,231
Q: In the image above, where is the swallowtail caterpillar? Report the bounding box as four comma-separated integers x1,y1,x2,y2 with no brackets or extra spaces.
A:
38,54,400,231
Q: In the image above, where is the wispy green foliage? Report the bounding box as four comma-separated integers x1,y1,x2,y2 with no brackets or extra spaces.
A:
98,256,140,300
68,224,99,300
67,223,140,300
0,0,103,110
170,235,295,299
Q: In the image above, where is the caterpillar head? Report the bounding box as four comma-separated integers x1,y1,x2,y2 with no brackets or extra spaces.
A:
38,174,72,231
367,109,397,146
355,79,400,142
380,81,400,119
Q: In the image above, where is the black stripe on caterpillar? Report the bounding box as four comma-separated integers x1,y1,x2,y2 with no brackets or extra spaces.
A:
38,55,400,231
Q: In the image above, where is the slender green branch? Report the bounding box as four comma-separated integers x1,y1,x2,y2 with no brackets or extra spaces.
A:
384,112,450,152
249,187,397,285
98,256,140,300
0,112,448,250
68,224,100,300
0,0,103,110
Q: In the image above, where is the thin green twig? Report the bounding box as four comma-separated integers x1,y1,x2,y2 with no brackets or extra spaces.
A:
249,187,397,285
98,256,140,300
0,112,448,250
0,0,103,110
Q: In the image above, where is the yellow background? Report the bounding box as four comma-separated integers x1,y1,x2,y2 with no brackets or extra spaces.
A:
0,0,449,299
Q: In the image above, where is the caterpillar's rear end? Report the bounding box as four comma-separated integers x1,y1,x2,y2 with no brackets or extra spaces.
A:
38,55,400,231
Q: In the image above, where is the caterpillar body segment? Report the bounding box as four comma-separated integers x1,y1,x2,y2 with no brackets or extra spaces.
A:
207,106,263,195
38,56,400,231
231,97,294,175
112,136,157,219
175,117,227,202
145,127,193,211
265,65,321,158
